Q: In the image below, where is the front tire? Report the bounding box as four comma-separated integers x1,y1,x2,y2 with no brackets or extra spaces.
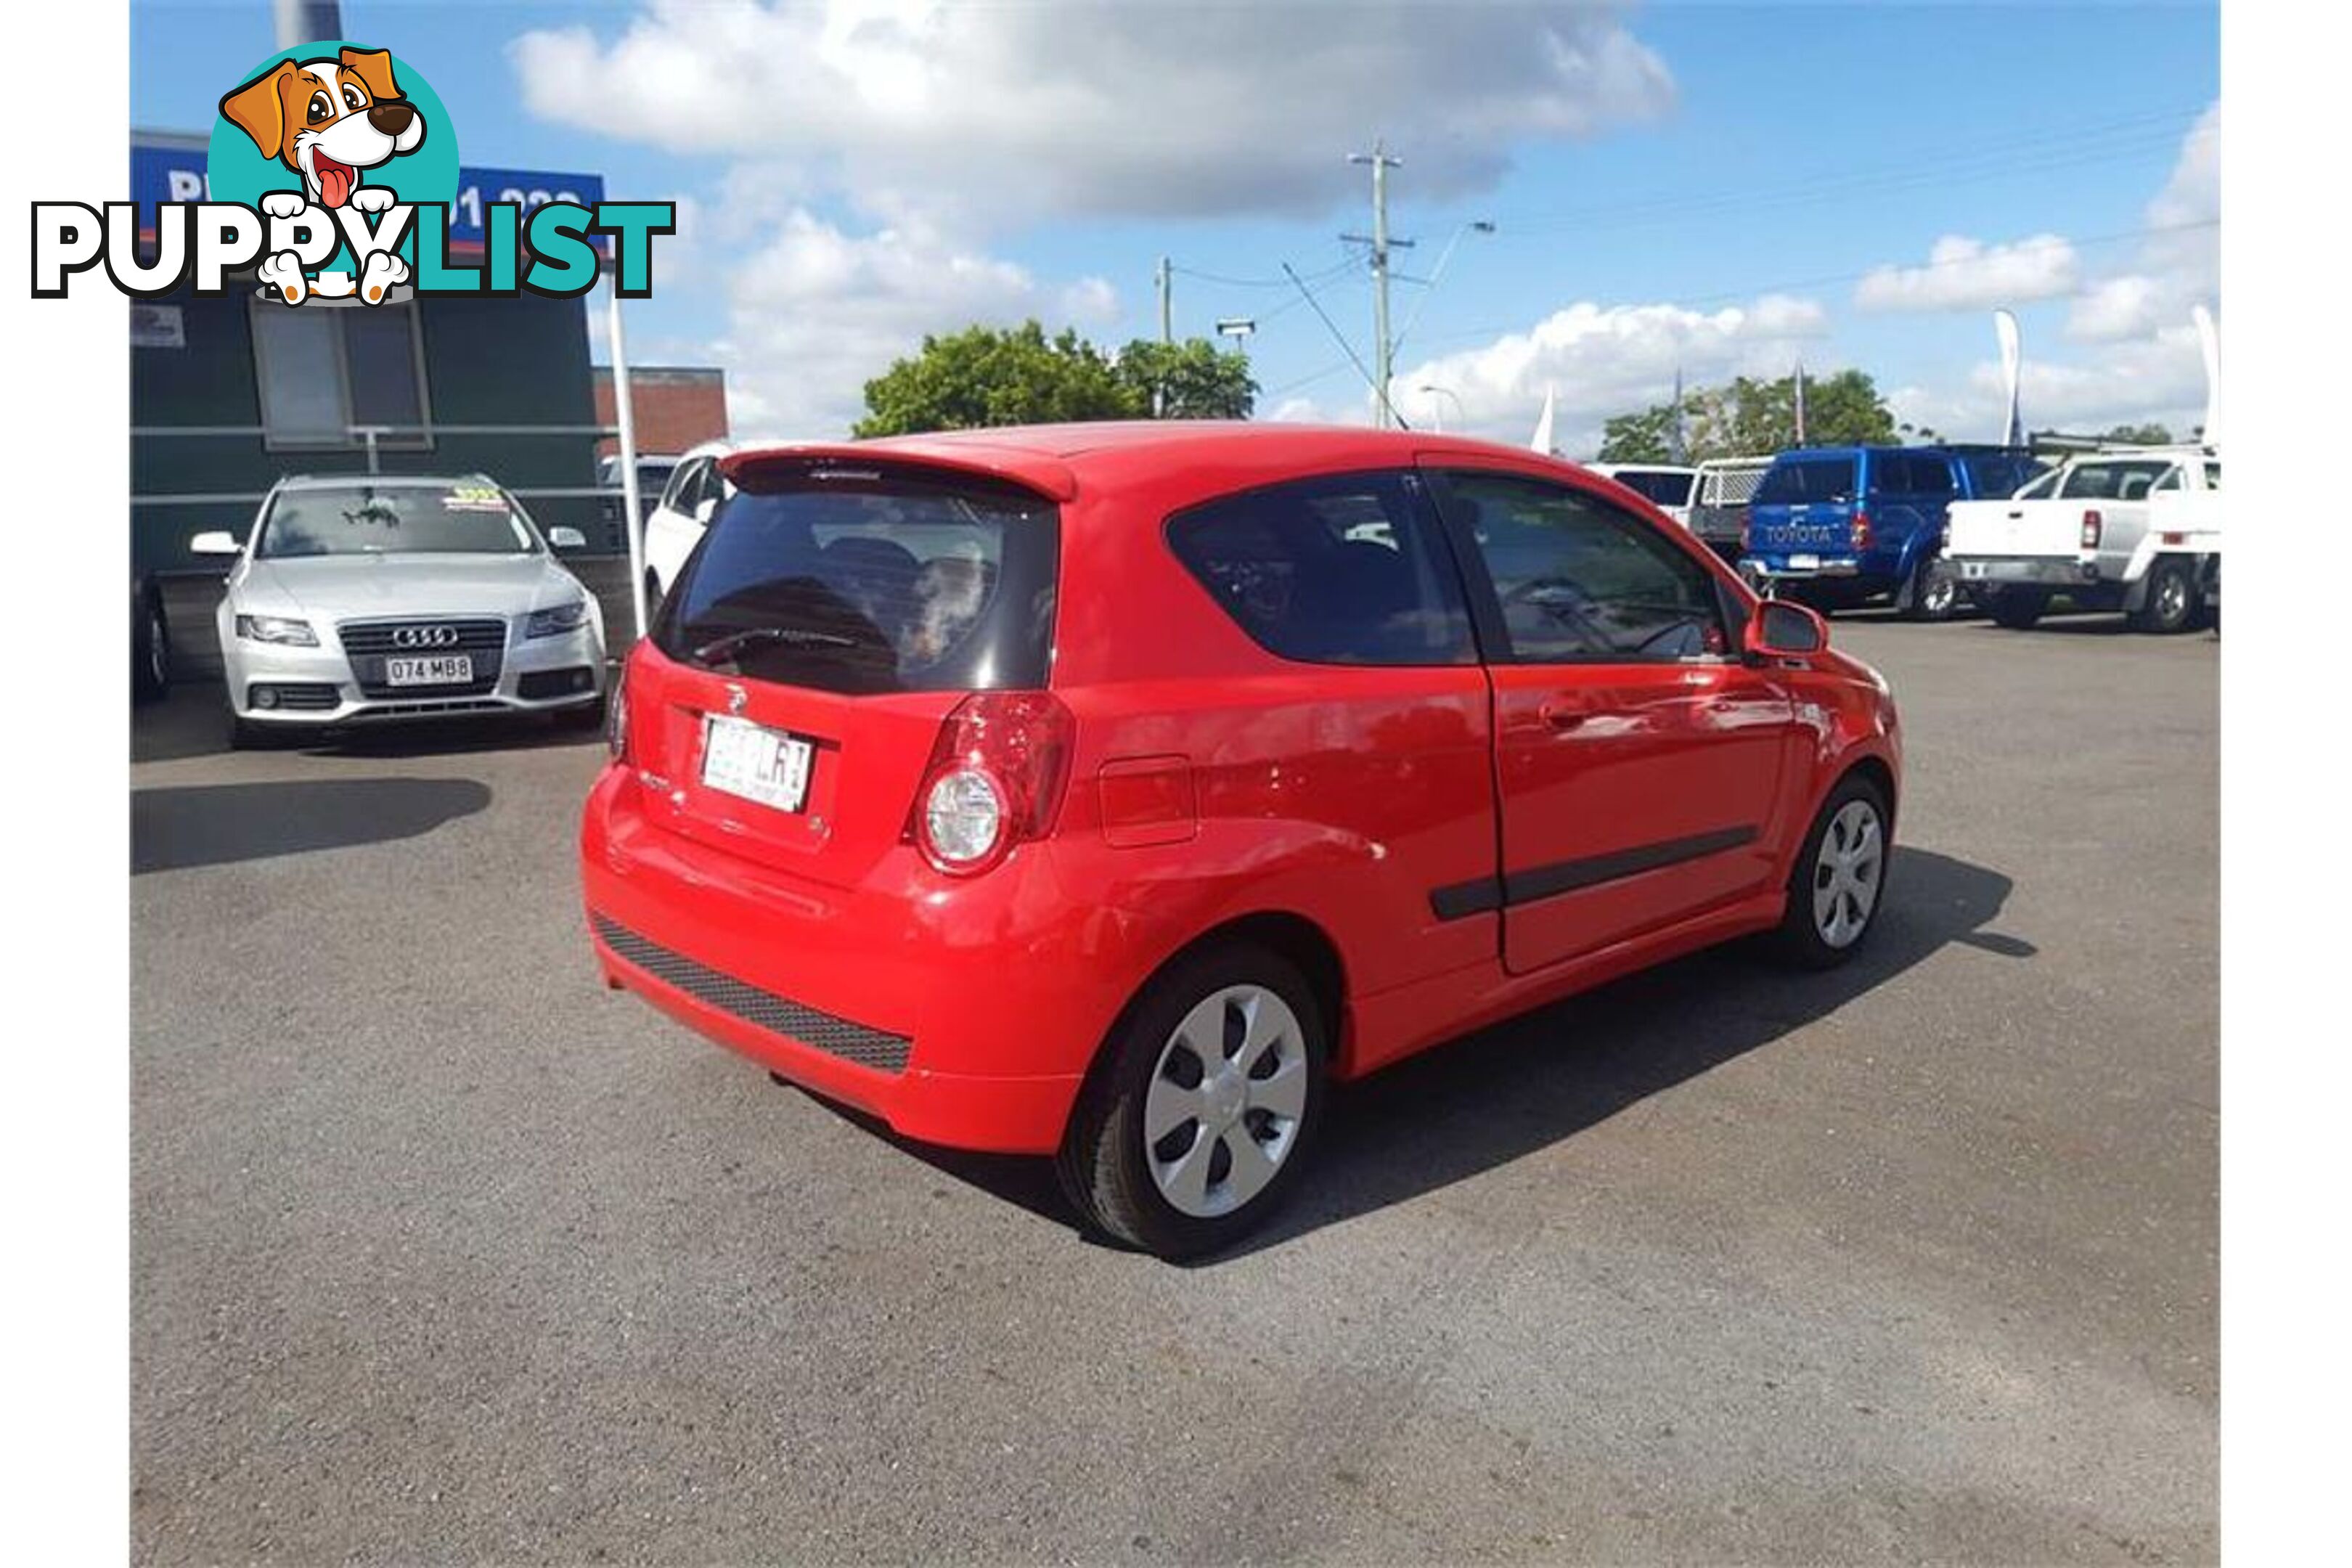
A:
1056,944,1328,1260
1774,774,1892,969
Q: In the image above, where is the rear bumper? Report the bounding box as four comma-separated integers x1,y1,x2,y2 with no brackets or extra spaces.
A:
1740,555,1865,581
1951,555,2099,587
579,765,1095,1154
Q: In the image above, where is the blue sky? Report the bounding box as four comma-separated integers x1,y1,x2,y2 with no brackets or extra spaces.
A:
132,1,2219,452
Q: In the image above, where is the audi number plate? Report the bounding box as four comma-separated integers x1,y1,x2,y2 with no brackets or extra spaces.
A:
701,714,813,814
385,655,474,686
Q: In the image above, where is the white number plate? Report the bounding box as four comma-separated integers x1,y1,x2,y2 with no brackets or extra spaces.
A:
1789,553,1821,571
701,714,813,814
385,654,474,686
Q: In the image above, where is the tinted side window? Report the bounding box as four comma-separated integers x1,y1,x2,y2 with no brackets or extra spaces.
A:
658,459,702,514
1910,454,1955,497
1167,472,1474,666
1439,472,1728,663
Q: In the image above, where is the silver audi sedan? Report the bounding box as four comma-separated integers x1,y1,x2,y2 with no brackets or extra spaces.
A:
195,474,608,745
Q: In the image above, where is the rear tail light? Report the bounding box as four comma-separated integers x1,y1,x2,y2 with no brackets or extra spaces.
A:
1850,510,1872,552
605,654,631,761
907,691,1074,876
2081,509,2103,549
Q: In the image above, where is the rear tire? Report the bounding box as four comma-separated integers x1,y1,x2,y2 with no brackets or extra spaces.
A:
1056,944,1329,1261
1773,773,1892,970
1988,587,2047,629
1899,557,1960,622
2128,558,2200,634
134,594,171,702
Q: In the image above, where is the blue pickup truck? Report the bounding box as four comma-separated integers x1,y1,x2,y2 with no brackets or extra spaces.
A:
1741,445,2045,619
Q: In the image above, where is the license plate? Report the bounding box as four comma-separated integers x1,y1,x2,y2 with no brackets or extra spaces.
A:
385,654,473,686
701,714,813,814
1789,553,1821,571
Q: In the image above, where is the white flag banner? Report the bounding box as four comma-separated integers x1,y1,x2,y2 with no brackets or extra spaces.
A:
1995,309,2025,448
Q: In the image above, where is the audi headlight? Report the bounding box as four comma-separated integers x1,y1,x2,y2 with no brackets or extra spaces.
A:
525,600,590,639
235,613,317,647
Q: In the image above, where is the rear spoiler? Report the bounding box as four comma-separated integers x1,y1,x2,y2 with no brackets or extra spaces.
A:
719,441,1079,502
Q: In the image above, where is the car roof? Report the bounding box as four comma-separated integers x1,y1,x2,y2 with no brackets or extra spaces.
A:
272,473,498,490
724,421,1583,504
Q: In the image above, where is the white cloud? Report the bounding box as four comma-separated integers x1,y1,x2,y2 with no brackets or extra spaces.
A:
512,1,1673,224
2066,274,2163,343
1393,294,1829,454
706,209,1118,436
1892,323,2210,442
1854,234,2079,314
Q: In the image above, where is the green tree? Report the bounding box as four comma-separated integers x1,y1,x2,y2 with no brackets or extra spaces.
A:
855,322,1130,437
2103,422,2173,445
855,321,1254,437
1596,369,1896,464
1596,403,1680,464
1112,338,1257,420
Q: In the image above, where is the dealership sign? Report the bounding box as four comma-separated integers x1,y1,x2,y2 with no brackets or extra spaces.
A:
32,41,671,306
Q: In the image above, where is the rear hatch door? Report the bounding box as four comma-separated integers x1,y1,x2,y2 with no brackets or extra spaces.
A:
1747,454,1858,555
628,455,1061,889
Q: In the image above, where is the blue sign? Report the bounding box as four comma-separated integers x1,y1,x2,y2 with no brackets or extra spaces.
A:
131,139,607,256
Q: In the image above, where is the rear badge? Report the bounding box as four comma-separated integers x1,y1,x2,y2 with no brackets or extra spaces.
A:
726,682,748,716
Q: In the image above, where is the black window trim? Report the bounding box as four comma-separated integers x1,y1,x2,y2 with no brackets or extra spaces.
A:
1422,463,1747,669
1160,465,1486,670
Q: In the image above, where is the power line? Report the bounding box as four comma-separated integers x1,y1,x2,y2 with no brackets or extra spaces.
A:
1265,216,2218,401
1281,261,1408,426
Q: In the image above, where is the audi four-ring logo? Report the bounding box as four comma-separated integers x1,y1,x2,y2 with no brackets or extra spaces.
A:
393,625,460,649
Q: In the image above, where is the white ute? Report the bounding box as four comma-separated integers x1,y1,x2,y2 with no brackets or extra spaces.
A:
1945,447,2219,632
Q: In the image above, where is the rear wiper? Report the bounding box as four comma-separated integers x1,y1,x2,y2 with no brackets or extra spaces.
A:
690,625,858,663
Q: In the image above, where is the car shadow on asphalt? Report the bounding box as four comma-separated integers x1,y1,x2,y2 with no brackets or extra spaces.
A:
823,846,2030,1259
131,777,493,874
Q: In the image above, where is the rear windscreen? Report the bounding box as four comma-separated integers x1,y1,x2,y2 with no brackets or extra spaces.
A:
656,465,1058,695
1608,470,1696,507
1754,457,1858,505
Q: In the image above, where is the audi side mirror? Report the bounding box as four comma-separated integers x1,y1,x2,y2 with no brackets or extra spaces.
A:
547,526,588,551
1746,600,1828,660
189,530,242,557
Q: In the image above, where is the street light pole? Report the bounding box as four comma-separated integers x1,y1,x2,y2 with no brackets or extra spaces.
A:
1417,384,1463,433
1347,142,1410,427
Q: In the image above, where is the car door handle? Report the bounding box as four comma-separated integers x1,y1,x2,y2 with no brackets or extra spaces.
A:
2006,510,2024,519
1538,701,1587,732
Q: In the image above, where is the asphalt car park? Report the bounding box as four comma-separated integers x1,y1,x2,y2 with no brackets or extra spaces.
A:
131,611,2216,1564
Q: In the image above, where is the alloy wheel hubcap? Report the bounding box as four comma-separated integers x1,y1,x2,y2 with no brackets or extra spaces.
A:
149,613,168,684
2158,576,2187,618
1813,799,1885,949
1144,984,1307,1218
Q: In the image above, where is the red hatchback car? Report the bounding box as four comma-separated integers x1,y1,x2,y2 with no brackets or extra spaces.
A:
581,423,1900,1257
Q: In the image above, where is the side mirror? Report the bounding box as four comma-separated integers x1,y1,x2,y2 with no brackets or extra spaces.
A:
693,497,719,525
189,530,242,557
547,526,588,551
1746,600,1828,660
